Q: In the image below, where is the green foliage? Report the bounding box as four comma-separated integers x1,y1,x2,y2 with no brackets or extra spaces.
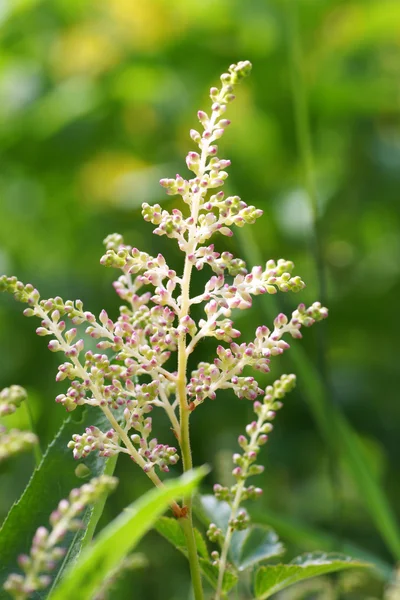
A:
155,517,209,560
157,509,316,595
197,559,238,595
155,516,238,592
251,506,393,583
49,467,207,600
231,526,285,572
253,553,369,599
199,495,284,571
0,407,117,597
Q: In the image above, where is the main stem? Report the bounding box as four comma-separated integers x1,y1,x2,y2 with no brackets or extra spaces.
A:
177,244,204,600
175,91,223,599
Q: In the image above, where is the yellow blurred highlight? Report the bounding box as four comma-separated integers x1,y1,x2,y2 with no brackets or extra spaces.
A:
50,0,236,80
80,152,148,205
103,0,185,51
319,1,400,59
51,24,119,78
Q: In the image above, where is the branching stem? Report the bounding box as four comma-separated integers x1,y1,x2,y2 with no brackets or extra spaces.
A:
215,480,245,600
215,406,266,599
37,305,182,517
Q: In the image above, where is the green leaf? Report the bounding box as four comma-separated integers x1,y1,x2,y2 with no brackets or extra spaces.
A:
198,494,230,531
195,527,211,561
253,552,369,599
0,406,117,597
155,516,209,559
49,467,208,600
198,495,284,570
199,559,238,594
250,507,393,582
232,526,285,572
155,516,239,592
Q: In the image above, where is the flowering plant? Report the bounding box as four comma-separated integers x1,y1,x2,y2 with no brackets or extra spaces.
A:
0,61,366,600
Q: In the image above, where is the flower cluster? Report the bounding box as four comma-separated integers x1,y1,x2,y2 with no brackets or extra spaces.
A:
0,385,27,416
0,275,181,482
68,425,120,459
68,424,179,473
4,475,117,600
212,374,296,506
0,386,37,462
0,427,38,462
187,304,326,407
209,375,297,594
1,60,328,600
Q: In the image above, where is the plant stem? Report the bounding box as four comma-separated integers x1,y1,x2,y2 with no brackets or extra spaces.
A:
101,405,181,516
283,0,328,375
283,0,344,538
177,249,204,600
215,400,267,599
36,305,182,516
177,335,204,600
180,512,205,600
174,84,227,600
215,480,245,600
24,396,42,466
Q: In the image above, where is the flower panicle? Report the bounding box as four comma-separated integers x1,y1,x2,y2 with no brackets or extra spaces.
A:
188,303,327,407
208,374,297,585
0,274,181,475
210,374,296,513
0,62,328,549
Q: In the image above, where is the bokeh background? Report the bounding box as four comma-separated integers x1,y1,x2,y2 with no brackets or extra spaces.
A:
1,0,400,598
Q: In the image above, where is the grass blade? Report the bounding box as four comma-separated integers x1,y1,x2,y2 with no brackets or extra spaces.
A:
49,467,208,600
0,406,118,596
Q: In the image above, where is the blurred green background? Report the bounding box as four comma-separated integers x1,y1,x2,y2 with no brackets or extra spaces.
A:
1,0,400,598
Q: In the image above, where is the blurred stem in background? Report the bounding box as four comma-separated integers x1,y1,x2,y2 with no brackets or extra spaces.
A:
236,0,400,563
283,0,341,539
24,397,42,467
283,0,328,377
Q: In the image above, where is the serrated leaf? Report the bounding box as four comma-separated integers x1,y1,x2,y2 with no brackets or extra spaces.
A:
0,406,117,597
155,516,187,547
198,495,283,570
254,552,370,598
250,507,393,582
154,515,239,591
155,516,209,559
198,494,231,531
199,558,238,593
232,526,284,571
49,467,208,600
194,527,210,561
